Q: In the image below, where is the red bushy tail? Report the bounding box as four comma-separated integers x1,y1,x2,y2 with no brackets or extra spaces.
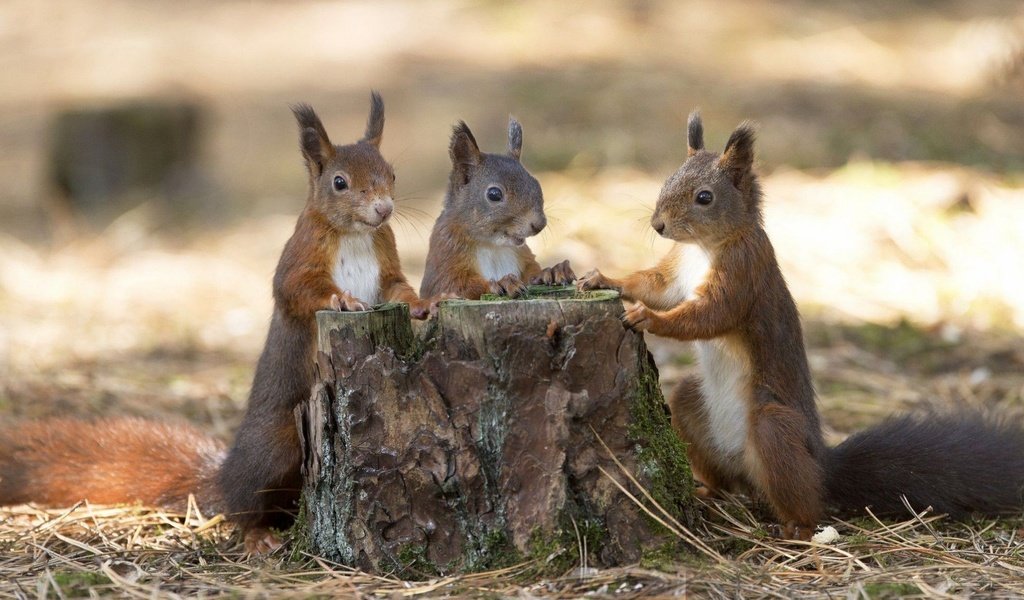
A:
0,418,225,514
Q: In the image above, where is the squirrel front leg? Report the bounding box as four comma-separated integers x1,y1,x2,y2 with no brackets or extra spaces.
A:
623,296,740,340
380,277,436,319
623,265,749,339
280,268,368,316
578,267,672,307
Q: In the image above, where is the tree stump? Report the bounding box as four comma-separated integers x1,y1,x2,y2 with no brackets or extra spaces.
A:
296,286,696,576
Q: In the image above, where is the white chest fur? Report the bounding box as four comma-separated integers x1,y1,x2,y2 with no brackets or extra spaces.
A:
333,234,381,305
664,243,712,305
695,336,752,456
666,243,752,457
475,245,521,281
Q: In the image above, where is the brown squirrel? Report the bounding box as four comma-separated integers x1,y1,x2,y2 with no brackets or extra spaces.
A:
0,93,433,553
419,118,575,299
579,111,1024,539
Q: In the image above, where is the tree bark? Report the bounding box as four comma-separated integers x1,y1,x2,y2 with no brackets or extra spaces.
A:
296,286,695,576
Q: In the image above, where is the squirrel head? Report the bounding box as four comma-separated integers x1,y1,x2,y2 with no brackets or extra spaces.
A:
292,92,396,232
444,117,546,247
651,110,763,246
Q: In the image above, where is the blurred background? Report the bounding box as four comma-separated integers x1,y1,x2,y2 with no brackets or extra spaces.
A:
1,0,1022,438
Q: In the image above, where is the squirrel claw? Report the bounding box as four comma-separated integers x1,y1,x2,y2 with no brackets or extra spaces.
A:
491,274,528,298
410,294,457,320
329,291,370,312
533,259,575,286
622,302,653,331
768,522,815,542
576,268,608,292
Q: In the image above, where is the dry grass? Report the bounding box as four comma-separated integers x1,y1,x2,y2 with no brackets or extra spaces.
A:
4,490,1024,597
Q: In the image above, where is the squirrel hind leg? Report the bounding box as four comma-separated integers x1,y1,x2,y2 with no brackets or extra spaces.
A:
746,401,825,538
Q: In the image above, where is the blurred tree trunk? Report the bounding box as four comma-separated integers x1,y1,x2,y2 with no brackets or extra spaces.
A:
296,287,696,576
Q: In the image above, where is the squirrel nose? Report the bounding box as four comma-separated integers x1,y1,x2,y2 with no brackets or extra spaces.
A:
375,203,393,220
530,217,546,235
654,221,666,235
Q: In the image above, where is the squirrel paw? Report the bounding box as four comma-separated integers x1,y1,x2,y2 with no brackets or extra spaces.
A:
409,293,458,320
329,292,370,312
531,260,576,286
243,527,284,555
490,274,529,298
768,522,815,542
622,302,657,332
576,269,613,292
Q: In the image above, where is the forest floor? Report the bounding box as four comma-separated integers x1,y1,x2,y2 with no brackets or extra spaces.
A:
2,164,1024,598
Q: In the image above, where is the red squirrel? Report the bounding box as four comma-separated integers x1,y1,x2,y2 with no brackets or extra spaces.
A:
579,111,1024,539
419,118,575,299
0,93,433,553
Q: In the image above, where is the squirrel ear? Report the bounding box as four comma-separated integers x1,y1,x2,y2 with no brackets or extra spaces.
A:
507,116,523,161
292,103,335,175
361,91,385,148
718,121,756,185
687,110,704,157
449,121,481,183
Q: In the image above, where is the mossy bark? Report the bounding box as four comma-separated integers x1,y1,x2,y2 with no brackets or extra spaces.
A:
296,286,695,576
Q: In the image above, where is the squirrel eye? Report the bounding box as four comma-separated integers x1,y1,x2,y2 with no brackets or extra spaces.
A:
696,190,713,205
333,176,348,191
486,186,504,202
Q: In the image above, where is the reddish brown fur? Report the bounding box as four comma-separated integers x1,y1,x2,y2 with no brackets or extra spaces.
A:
0,94,426,554
220,95,427,545
583,115,1024,537
580,111,824,537
0,418,223,512
422,216,545,299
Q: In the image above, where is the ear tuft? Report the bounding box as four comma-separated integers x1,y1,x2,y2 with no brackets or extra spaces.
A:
687,109,704,157
449,121,482,181
291,103,334,174
507,116,523,161
719,121,756,183
361,91,385,148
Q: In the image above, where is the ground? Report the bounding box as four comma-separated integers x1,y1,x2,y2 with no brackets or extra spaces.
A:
2,165,1023,598
2,0,1024,597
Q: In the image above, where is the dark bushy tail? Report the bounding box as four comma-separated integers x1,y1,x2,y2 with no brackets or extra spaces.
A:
0,418,225,514
825,411,1024,518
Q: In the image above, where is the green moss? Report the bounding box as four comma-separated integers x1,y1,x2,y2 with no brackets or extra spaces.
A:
467,529,522,571
396,544,441,579
286,494,311,562
626,346,696,531
478,284,616,302
639,540,682,571
51,571,111,594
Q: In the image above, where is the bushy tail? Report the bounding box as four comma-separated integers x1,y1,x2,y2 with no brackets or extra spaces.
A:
0,418,225,514
825,410,1024,518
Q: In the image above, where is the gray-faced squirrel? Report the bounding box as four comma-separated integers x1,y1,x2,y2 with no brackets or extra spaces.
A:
420,118,575,299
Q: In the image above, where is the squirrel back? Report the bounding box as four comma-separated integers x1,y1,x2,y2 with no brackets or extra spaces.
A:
420,118,574,299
